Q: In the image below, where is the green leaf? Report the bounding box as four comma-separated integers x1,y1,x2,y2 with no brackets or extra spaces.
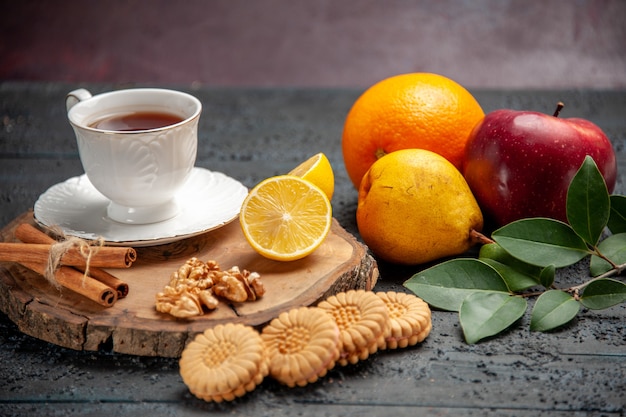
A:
530,290,580,331
492,218,590,268
459,292,527,344
478,242,541,292
539,264,555,288
589,233,626,276
479,258,538,292
403,258,509,312
580,278,626,309
607,195,626,234
566,156,610,246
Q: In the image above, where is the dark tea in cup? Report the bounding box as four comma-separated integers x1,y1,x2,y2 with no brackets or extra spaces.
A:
89,111,184,131
66,88,201,224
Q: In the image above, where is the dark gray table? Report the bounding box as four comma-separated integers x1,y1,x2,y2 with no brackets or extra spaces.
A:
1,82,625,416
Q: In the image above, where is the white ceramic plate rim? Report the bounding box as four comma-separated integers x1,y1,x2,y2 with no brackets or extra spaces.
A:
33,167,248,247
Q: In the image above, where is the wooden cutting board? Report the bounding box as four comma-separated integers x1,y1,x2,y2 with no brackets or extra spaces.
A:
0,212,378,357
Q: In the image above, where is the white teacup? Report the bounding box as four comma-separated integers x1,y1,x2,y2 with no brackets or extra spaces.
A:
66,88,201,224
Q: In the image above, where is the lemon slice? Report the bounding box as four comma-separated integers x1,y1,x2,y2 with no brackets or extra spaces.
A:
288,153,335,201
240,175,332,261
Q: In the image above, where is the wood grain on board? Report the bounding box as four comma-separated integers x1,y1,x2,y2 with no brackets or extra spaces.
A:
0,212,378,357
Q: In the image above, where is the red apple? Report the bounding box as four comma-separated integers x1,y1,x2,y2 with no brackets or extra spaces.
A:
463,103,617,226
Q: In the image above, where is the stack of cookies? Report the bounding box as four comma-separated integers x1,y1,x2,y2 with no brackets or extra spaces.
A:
178,289,432,403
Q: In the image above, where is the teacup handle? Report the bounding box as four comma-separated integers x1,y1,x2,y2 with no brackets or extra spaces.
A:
66,88,93,113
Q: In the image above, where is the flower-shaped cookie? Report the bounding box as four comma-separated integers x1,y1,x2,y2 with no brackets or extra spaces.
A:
179,323,268,402
262,306,341,387
376,291,432,349
317,289,390,366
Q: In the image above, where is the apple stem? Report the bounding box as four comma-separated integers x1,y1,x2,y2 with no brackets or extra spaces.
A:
553,102,565,117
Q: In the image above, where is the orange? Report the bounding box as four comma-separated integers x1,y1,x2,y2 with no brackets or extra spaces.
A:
288,153,335,201
240,175,332,261
342,72,484,189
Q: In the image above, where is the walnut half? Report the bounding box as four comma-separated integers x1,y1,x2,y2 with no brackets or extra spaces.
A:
213,266,266,303
155,258,264,318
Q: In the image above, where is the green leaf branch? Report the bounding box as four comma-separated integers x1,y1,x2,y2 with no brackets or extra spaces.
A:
404,156,626,344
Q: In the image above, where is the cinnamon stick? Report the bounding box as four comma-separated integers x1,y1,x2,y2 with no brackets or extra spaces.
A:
76,266,129,298
20,261,117,307
14,224,129,298
0,242,136,268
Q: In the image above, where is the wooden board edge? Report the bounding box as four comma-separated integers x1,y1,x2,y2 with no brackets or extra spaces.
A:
1,212,378,358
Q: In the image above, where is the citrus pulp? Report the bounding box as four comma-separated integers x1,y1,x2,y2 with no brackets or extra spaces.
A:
240,175,332,261
288,153,335,201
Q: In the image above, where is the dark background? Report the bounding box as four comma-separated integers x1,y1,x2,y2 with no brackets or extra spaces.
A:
2,0,625,88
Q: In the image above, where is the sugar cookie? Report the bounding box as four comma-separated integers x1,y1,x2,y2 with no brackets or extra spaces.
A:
376,291,432,349
179,323,268,402
262,306,341,387
317,289,390,366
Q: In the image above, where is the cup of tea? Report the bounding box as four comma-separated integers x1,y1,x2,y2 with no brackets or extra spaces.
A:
66,88,202,224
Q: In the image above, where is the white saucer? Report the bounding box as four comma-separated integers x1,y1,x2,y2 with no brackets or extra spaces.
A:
33,167,248,247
